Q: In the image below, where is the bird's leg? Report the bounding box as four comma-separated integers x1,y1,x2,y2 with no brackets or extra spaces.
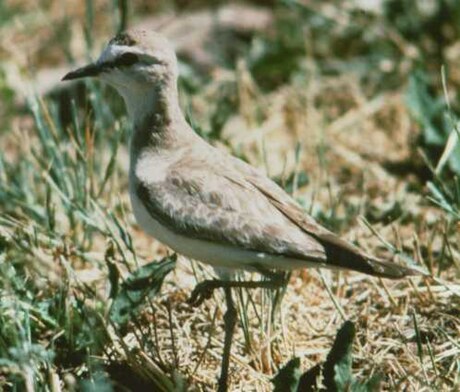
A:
188,272,286,391
217,286,236,392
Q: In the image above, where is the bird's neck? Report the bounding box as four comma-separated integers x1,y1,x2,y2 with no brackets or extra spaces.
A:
127,81,194,154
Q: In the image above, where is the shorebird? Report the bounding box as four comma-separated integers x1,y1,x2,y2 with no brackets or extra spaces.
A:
62,30,423,391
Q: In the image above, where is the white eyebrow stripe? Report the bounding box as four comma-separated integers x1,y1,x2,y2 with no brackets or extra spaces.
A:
97,45,144,64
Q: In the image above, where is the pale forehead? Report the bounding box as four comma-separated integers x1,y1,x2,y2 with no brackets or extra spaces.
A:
97,30,174,64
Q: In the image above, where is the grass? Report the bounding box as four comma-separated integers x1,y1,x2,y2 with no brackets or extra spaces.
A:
0,0,459,391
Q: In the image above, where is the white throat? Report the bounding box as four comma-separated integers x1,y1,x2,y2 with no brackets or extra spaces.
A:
118,85,158,126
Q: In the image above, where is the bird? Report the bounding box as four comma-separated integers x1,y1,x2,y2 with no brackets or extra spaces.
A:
62,29,425,391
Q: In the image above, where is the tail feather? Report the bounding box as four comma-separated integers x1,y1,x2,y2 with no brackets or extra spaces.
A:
249,177,428,279
316,233,427,279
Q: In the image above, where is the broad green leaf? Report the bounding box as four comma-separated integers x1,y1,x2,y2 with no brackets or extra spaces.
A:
405,71,446,146
110,255,176,326
296,321,381,391
325,321,355,391
272,357,301,392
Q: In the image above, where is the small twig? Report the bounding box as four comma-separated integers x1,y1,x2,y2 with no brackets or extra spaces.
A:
317,269,347,321
379,277,398,307
167,299,179,370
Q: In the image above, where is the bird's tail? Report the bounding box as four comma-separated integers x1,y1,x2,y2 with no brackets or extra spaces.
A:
316,233,427,279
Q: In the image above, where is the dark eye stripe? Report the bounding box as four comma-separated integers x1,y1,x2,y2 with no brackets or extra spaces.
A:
115,52,139,67
99,52,157,72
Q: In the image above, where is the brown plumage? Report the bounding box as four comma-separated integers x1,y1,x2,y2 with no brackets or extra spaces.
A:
135,136,422,279
62,28,425,280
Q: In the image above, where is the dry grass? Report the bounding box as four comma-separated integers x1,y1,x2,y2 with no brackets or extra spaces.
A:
0,1,459,391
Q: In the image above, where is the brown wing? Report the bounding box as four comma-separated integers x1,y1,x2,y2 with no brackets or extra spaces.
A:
227,155,424,279
134,161,327,263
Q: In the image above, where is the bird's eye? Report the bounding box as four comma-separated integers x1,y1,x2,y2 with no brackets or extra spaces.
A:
117,52,139,67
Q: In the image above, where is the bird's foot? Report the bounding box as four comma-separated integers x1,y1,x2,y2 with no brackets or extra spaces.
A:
188,279,221,307
188,274,287,307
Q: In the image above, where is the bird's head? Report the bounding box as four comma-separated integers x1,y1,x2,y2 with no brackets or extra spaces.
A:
63,30,179,120
63,30,177,91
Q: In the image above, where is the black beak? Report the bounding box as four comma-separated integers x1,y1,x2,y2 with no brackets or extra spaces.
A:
62,63,102,81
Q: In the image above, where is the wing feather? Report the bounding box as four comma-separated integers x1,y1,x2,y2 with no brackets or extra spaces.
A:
232,157,423,278
135,164,326,263
134,146,423,278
